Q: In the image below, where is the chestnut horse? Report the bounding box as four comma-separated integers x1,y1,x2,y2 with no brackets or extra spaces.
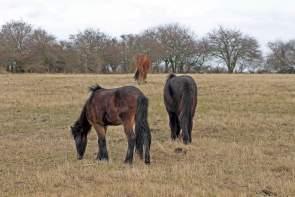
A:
70,85,151,164
164,74,197,144
134,54,151,83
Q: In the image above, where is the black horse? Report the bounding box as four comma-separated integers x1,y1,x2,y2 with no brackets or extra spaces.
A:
70,85,151,164
164,74,197,144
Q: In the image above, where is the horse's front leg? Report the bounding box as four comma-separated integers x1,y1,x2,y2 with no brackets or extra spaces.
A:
94,124,109,161
123,121,136,164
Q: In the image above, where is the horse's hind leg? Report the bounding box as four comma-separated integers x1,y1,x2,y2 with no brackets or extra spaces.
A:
168,112,180,140
188,116,193,143
179,116,190,145
93,124,109,161
139,71,144,84
123,121,136,164
143,71,148,83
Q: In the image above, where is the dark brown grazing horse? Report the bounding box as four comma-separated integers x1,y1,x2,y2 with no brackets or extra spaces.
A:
134,54,151,84
164,74,197,144
70,85,151,164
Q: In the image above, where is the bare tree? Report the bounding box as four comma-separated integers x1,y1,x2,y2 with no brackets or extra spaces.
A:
101,38,122,72
135,25,210,73
26,28,58,72
185,38,211,72
58,40,81,72
70,29,109,73
1,20,32,72
208,26,262,73
154,23,196,73
266,40,295,73
1,20,32,52
136,30,164,68
119,34,145,72
0,32,9,71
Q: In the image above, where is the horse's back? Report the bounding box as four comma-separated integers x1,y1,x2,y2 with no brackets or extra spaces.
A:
94,86,144,107
165,75,197,97
93,86,143,97
116,86,144,97
87,86,144,126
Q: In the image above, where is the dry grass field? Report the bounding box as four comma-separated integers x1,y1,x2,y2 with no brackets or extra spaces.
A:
0,74,294,197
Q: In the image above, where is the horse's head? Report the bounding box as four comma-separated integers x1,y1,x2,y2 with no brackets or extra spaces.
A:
70,122,88,160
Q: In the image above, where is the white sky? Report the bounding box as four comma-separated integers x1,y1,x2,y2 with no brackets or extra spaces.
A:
1,0,294,51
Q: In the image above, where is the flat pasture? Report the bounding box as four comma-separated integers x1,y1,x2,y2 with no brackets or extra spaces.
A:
0,74,294,196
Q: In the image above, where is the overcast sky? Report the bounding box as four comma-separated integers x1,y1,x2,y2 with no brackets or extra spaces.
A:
1,0,294,51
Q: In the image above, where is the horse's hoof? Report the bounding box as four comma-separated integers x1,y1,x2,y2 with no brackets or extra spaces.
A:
97,156,109,162
97,159,109,164
98,158,109,161
144,160,150,165
124,160,133,165
183,140,189,145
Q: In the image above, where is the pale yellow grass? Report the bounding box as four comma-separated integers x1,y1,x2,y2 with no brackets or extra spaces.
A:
0,74,294,196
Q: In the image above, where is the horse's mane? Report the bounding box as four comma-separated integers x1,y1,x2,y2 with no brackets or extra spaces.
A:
71,84,103,137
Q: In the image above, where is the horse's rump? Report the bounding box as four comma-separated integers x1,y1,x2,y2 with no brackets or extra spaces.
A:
87,86,143,125
164,75,197,112
164,75,197,144
134,54,151,82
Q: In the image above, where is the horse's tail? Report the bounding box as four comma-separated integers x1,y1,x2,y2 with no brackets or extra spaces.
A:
134,69,139,81
167,73,176,80
180,82,193,144
89,84,102,93
135,95,151,164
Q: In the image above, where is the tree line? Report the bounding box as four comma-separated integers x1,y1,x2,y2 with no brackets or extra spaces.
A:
0,20,294,73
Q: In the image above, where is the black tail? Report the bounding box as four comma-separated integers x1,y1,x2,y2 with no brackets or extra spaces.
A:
167,73,176,80
89,84,103,93
180,82,193,144
135,95,151,164
134,69,139,81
